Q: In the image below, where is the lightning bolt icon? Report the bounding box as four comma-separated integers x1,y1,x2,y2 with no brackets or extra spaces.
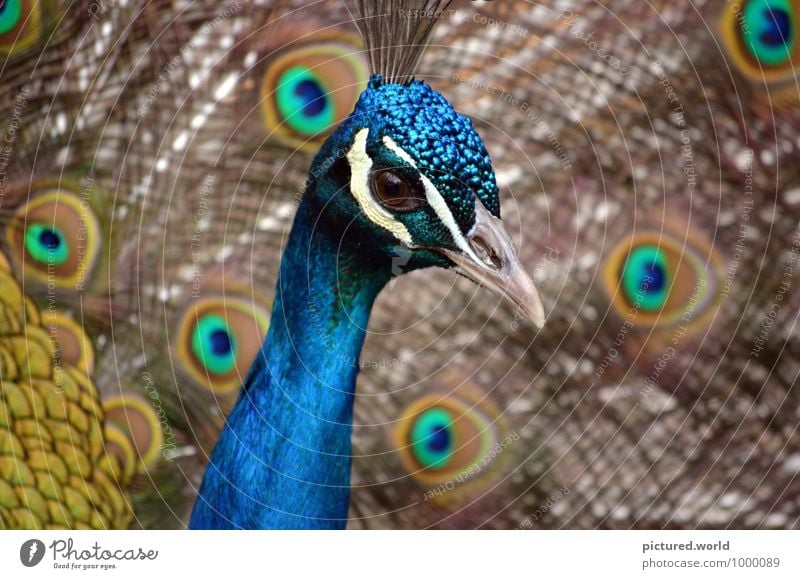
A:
28,542,38,563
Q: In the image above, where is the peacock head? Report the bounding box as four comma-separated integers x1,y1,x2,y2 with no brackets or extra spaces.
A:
306,75,544,327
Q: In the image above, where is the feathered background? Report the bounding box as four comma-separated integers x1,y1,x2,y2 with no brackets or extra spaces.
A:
0,0,799,529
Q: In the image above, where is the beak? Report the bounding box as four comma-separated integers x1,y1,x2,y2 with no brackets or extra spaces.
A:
437,199,546,328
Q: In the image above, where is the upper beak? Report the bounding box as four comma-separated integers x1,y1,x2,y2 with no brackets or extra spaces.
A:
437,199,546,328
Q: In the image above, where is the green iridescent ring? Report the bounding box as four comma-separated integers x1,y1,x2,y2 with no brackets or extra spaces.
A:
275,66,336,136
191,314,238,375
743,0,795,66
0,0,22,36
24,223,69,265
622,245,670,312
410,407,454,470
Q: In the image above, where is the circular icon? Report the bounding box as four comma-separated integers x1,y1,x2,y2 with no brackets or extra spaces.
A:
19,539,45,567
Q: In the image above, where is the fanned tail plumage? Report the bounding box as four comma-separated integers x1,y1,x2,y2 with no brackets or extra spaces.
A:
1,0,800,528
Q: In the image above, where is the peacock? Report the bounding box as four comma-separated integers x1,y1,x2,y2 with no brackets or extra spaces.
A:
188,0,545,529
1,0,800,530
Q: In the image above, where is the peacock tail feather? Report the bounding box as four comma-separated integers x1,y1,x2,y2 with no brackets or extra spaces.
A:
0,250,137,529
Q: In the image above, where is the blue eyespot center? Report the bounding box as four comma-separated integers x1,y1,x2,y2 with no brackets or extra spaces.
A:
742,0,795,65
410,408,454,470
760,6,792,47
209,328,233,356
295,79,327,117
642,261,666,294
39,228,61,250
0,0,22,36
427,423,451,453
191,314,238,375
621,246,670,311
276,66,334,135
23,223,69,265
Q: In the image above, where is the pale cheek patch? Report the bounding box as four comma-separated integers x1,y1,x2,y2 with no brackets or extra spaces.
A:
347,128,413,246
382,136,481,264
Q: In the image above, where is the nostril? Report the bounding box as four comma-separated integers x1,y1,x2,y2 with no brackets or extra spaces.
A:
470,234,503,269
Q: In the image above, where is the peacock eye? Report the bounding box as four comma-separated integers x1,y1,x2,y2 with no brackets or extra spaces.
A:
0,0,23,36
176,294,270,395
275,66,335,136
259,32,369,148
103,393,164,476
6,188,101,289
41,312,95,373
24,223,69,266
602,229,721,329
392,388,513,504
370,169,425,212
409,407,455,469
621,245,669,312
192,314,238,375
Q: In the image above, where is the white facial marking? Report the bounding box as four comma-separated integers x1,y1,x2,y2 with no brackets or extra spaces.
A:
346,128,413,246
382,136,481,263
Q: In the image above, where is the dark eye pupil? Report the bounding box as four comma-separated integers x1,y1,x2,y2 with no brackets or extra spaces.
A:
382,173,404,198
372,169,423,212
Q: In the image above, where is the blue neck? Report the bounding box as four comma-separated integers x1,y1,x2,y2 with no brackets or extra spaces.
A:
189,198,389,529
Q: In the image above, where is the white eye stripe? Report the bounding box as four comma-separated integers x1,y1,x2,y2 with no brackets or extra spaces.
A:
346,128,413,246
382,136,481,263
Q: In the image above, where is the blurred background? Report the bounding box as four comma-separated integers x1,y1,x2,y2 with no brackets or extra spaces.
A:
1,0,799,529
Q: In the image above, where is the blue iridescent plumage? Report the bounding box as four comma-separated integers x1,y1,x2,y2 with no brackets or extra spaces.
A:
190,199,387,528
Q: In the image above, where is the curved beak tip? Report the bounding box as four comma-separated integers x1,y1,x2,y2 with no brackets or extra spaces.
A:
494,261,546,329
440,198,547,330
521,286,547,329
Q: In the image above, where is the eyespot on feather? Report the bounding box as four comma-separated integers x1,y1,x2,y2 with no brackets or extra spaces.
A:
102,393,164,473
175,293,270,395
0,0,43,57
41,311,95,374
602,227,722,331
103,422,138,484
5,188,101,291
393,381,512,505
258,30,369,148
